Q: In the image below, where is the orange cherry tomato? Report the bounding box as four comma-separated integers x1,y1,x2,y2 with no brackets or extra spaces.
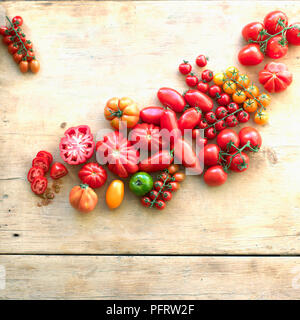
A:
106,180,124,209
173,172,185,182
236,74,250,88
225,66,239,80
245,84,260,98
19,60,28,73
254,110,269,125
232,90,246,104
257,93,271,108
29,59,40,73
167,164,179,175
223,80,237,94
243,99,258,113
69,184,98,213
104,97,140,130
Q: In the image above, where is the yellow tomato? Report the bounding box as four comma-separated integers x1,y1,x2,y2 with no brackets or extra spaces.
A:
245,84,260,98
254,111,269,125
213,72,226,86
232,90,246,104
106,180,124,209
237,74,250,88
257,93,271,108
225,66,239,80
243,99,258,113
223,80,237,95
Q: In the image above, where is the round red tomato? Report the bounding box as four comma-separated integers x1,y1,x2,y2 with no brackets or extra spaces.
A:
286,23,300,45
179,61,192,75
196,55,207,67
186,73,199,87
0,26,9,36
217,128,240,152
264,11,288,35
197,81,209,93
12,16,23,27
155,200,166,210
215,106,228,119
225,115,238,127
217,93,231,106
205,127,217,140
2,35,13,45
203,144,220,166
27,166,44,183
201,69,214,82
204,111,216,124
8,43,18,55
204,165,227,186
78,162,107,188
237,110,250,123
227,102,239,114
239,127,262,151
242,22,267,42
208,85,222,98
215,119,226,131
238,44,264,66
226,152,249,172
199,119,208,129
265,35,288,59
31,176,48,195
141,196,151,207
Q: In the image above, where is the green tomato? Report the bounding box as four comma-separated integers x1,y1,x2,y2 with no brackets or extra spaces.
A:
129,172,153,196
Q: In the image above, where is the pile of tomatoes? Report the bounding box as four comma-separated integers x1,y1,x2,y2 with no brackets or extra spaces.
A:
0,15,40,73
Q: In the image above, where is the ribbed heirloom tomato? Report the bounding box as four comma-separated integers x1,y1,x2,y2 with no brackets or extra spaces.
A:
78,163,107,189
69,184,98,213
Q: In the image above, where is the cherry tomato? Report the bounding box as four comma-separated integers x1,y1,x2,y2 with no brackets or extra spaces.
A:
167,164,179,174
160,191,172,201
196,55,207,67
26,50,35,62
239,127,262,151
106,180,124,209
78,163,107,188
257,93,271,107
205,127,217,140
31,176,48,195
225,67,239,80
245,84,260,98
160,172,171,182
19,60,29,73
50,162,68,180
223,80,237,95
32,156,49,173
215,106,228,119
286,23,300,45
186,73,199,87
243,99,257,113
254,111,269,125
8,43,18,55
13,52,23,64
237,74,250,89
238,44,264,66
173,172,185,182
201,69,214,82
237,110,250,123
266,35,288,59
217,93,231,106
203,144,220,166
0,26,9,36
199,119,208,129
184,89,214,113
264,11,288,35
204,111,216,124
227,102,239,114
154,180,164,191
196,136,208,148
25,40,33,50
197,81,209,93
155,200,166,210
2,35,13,45
149,190,159,201
227,152,249,172
208,85,222,98
213,72,226,86
141,196,151,207
27,166,44,183
217,128,240,152
179,60,192,75
12,16,23,27
232,90,246,104
204,165,227,186
242,22,267,42
29,59,40,73
225,115,238,127
215,119,226,131
167,181,180,192
157,88,186,113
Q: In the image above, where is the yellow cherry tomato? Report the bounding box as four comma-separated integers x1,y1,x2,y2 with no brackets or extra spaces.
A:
213,72,226,86
223,80,237,95
237,74,250,88
106,180,124,209
245,84,260,98
257,93,271,108
225,66,239,80
232,90,246,104
254,110,269,125
243,99,258,113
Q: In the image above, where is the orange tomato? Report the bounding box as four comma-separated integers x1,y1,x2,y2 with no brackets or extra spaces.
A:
167,164,179,175
104,97,139,130
236,74,250,88
232,90,247,104
29,59,40,73
213,72,226,86
19,60,28,73
245,84,259,98
69,184,98,213
106,180,124,209
225,66,239,80
223,80,237,94
257,93,271,108
254,111,269,125
243,99,258,113
173,172,185,182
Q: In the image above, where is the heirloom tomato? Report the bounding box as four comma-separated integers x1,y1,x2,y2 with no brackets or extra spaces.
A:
78,162,107,188
69,184,98,213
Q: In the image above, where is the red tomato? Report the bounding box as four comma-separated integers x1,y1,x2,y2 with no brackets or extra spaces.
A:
178,107,202,134
205,127,217,140
217,93,231,106
8,43,18,55
227,102,239,114
141,196,151,207
259,62,292,93
167,181,180,192
179,60,192,75
149,190,159,200
204,111,216,124
160,190,172,201
12,16,23,27
26,50,35,62
227,152,249,172
19,60,29,73
31,176,48,195
199,119,208,129
215,120,226,131
225,115,238,127
186,73,199,87
265,35,288,59
25,40,33,50
208,85,222,98
50,162,68,180
157,88,186,113
215,106,228,119
204,165,227,186
197,81,209,93
237,110,250,123
286,23,300,45
184,89,214,113
160,109,181,142
2,35,13,45
203,144,220,166
238,44,264,66
140,106,164,125
36,151,53,165
239,127,262,151
139,150,173,173
154,180,164,191
27,166,44,183
201,69,214,82
32,156,50,173
0,26,9,36
78,162,107,188
196,136,208,148
217,128,240,152
13,52,23,64
155,200,166,210
173,138,197,168
173,172,185,182
264,11,288,35
242,22,267,42
196,55,207,67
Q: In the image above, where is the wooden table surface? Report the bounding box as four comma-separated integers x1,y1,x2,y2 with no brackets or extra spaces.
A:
1,0,300,300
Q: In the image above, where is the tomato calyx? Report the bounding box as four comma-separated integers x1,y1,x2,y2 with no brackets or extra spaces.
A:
79,183,90,190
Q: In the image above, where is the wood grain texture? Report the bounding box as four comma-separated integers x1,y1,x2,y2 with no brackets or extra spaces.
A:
0,1,300,255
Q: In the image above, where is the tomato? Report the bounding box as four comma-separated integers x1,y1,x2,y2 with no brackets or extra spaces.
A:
12,16,23,27
157,88,186,113
25,40,33,50
199,119,208,129
167,181,180,192
264,11,288,35
141,196,151,207
243,99,257,113
129,172,153,196
129,123,165,151
179,60,192,75
184,89,213,113
31,176,48,195
204,165,227,186
178,107,202,133
154,180,164,191
160,190,172,201
196,136,208,148
29,59,40,73
205,127,217,140
2,35,13,45
227,152,249,172
160,109,181,142
196,55,207,67
167,164,179,174
13,52,23,64
139,150,173,172
265,35,288,59
197,81,209,93
106,180,124,209
186,73,199,87
69,184,98,213
217,128,240,152
227,102,239,114
286,23,300,45
0,26,9,36
237,74,250,88
257,93,271,107
140,106,164,125
215,119,226,131
104,97,139,130
97,131,139,178
259,62,292,93
213,72,226,86
215,106,228,119
25,50,34,62
19,60,29,73
202,69,214,82
242,22,267,42
225,67,239,80
32,156,50,173
78,162,107,188
159,172,171,182
149,190,158,200
245,84,259,98
36,150,53,164
155,200,166,210
173,172,185,182
225,115,238,127
173,138,197,168
223,80,237,95
254,111,269,125
238,44,264,66
60,125,95,165
27,166,44,183
8,43,18,55
203,144,220,166
239,127,262,151
232,90,246,104
205,111,216,124
50,162,68,180
217,93,231,106
237,110,250,123
208,84,222,98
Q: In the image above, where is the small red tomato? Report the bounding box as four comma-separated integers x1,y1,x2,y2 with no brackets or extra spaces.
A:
238,44,264,66
203,144,220,166
173,172,185,182
239,127,262,151
227,102,239,114
0,26,9,36
201,69,214,82
8,43,19,55
141,196,151,207
26,50,35,62
196,136,208,148
237,110,250,123
264,11,288,35
217,93,231,106
242,22,267,42
160,172,171,182
266,35,288,59
227,152,249,172
13,52,23,64
50,162,68,180
2,35,13,45
205,127,217,140
179,60,192,75
154,180,164,191
215,106,228,119
27,166,44,183
286,23,300,45
149,190,159,200
196,55,208,67
36,151,53,164
199,119,208,129
167,181,180,192
205,111,216,124
160,190,172,201
25,40,33,50
167,164,179,175
208,85,222,98
197,81,209,93
204,165,227,186
186,73,199,87
31,176,48,195
215,120,226,131
12,16,23,27
225,115,238,127
32,156,50,173
155,200,166,210
217,128,240,153
192,128,201,139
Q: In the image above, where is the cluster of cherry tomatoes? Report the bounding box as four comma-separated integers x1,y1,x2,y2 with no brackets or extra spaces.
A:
0,15,40,73
238,10,300,66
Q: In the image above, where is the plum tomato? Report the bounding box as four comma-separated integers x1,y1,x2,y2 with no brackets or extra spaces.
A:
286,23,300,45
226,152,249,172
19,60,29,73
106,180,124,209
201,69,214,82
140,106,164,125
186,73,199,87
217,128,240,153
238,44,264,66
32,156,50,173
29,60,40,73
179,60,192,75
173,172,185,182
27,166,44,183
78,162,107,188
265,35,288,59
242,22,267,42
264,11,288,35
204,165,227,187
158,88,186,113
239,127,262,151
31,176,48,195
196,55,207,67
184,89,214,113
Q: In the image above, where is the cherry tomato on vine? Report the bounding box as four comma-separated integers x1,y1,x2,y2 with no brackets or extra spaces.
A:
215,106,228,119
199,119,208,129
8,43,19,55
155,200,166,210
238,44,264,66
179,60,192,75
266,35,288,59
257,93,271,107
243,99,258,113
225,115,238,127
225,67,239,80
19,60,29,73
2,35,13,45
205,127,217,140
227,152,249,172
154,180,164,191
160,172,171,182
205,111,216,124
25,40,33,50
26,50,35,62
167,181,180,192
264,11,288,35
186,73,199,87
30,60,40,73
173,172,185,182
223,80,237,95
196,55,207,67
141,196,151,207
227,102,239,114
245,84,260,98
13,52,23,64
197,81,209,93
254,111,269,125
237,110,250,123
208,85,222,98
202,69,214,82
204,165,227,187
286,23,300,45
217,93,231,106
167,164,179,175
213,72,226,86
215,119,226,131
237,74,250,88
12,16,23,27
196,136,208,148
159,190,172,201
149,190,159,201
239,127,262,151
232,90,246,104
217,128,240,153
0,26,9,36
242,22,267,42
